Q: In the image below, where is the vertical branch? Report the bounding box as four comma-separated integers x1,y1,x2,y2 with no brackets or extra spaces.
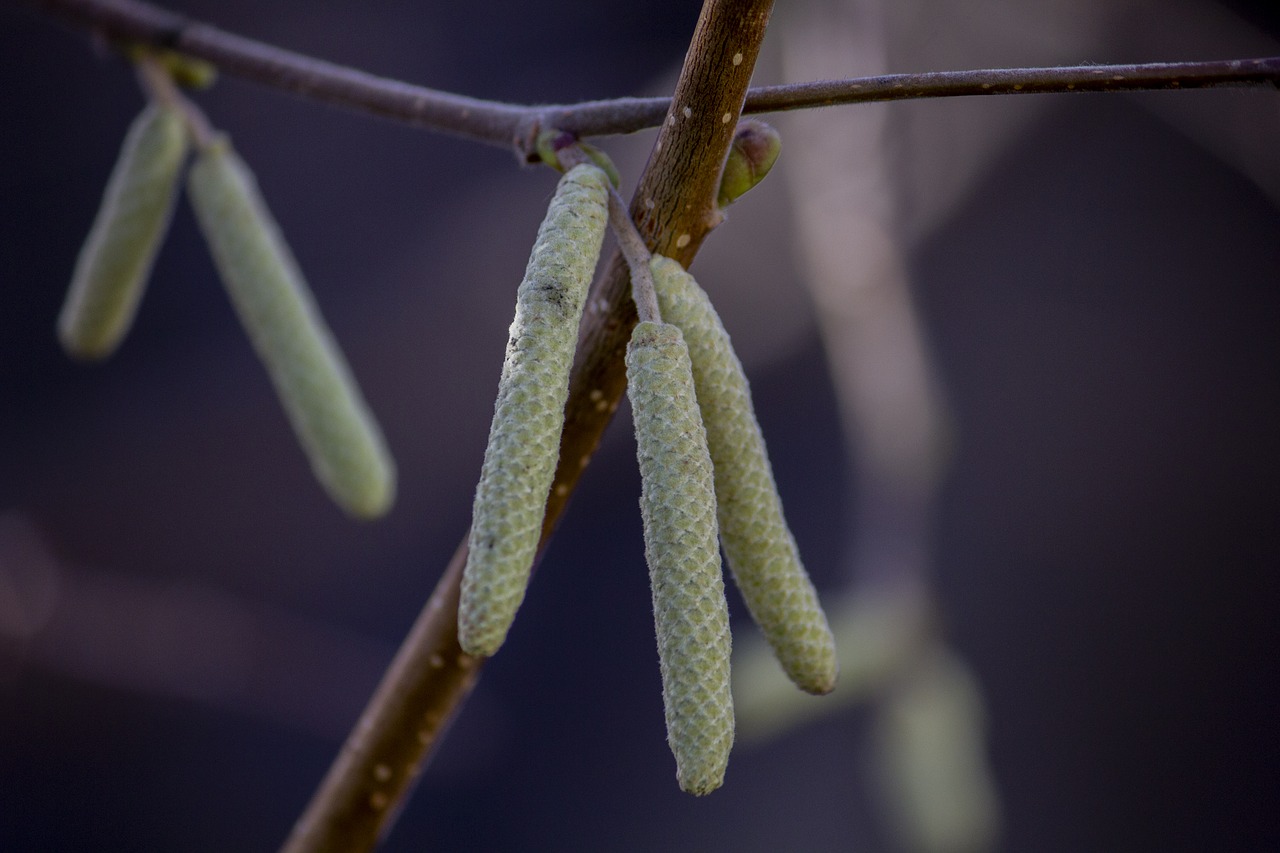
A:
630,0,773,261
283,0,774,850
281,543,480,852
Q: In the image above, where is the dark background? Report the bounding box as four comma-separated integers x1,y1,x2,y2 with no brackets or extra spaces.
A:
1,1,1277,850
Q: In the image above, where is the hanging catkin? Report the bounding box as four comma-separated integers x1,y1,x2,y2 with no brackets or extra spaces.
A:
627,320,734,796
650,255,837,695
187,135,395,519
458,164,610,657
58,103,188,359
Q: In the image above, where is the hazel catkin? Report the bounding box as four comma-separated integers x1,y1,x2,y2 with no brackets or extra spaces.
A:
458,164,610,657
650,255,837,695
58,103,188,359
627,320,734,796
187,135,395,519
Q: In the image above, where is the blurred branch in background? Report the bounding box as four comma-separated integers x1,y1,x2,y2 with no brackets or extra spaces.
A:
736,0,1277,851
0,513,392,742
765,2,997,850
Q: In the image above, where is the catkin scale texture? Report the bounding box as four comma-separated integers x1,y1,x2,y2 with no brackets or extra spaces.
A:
627,321,734,796
458,164,610,657
58,104,188,359
187,138,395,519
650,256,837,695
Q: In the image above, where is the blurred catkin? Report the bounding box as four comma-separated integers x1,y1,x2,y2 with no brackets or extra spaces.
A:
459,164,610,657
651,255,837,695
187,136,395,519
627,320,734,795
59,103,188,359
873,649,1001,853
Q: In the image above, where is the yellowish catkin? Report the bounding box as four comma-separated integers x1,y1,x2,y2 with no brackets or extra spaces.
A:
627,320,734,796
458,164,610,657
650,255,837,695
187,136,395,519
58,103,188,359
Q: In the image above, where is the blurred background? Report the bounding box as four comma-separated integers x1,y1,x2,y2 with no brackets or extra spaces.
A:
1,0,1277,850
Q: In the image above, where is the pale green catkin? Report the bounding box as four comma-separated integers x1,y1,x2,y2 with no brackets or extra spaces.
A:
458,164,610,657
59,103,188,359
650,255,838,695
627,321,734,796
187,136,395,519
873,649,1001,853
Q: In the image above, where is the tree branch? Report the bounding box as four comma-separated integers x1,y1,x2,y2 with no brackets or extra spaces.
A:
28,0,534,149
24,0,1280,160
744,56,1280,108
20,0,1278,848
280,0,773,849
548,57,1280,138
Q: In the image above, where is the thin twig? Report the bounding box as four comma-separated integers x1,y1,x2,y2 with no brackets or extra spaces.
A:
281,0,773,849
30,0,534,150
24,0,1280,160
740,57,1280,112
549,57,1280,137
608,191,661,325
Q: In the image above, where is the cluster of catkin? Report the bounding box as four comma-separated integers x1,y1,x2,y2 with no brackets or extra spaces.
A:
459,159,837,795
65,51,833,795
57,62,394,519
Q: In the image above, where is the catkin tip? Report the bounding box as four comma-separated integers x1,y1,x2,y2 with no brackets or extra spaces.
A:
343,467,396,520
679,773,726,797
804,665,839,696
457,624,500,659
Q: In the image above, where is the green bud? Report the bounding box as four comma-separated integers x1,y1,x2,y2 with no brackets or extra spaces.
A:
156,50,218,90
120,45,218,90
533,130,620,188
716,119,781,207
187,136,395,519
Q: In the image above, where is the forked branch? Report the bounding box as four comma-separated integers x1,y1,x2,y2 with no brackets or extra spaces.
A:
25,0,1280,159
19,0,1280,849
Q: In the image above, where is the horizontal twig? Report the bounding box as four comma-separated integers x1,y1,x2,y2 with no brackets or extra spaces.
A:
546,57,1280,138
24,0,1280,160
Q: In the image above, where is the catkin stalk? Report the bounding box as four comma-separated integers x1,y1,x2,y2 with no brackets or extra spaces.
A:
627,321,734,796
651,255,837,695
58,103,188,359
187,136,395,519
458,164,610,657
